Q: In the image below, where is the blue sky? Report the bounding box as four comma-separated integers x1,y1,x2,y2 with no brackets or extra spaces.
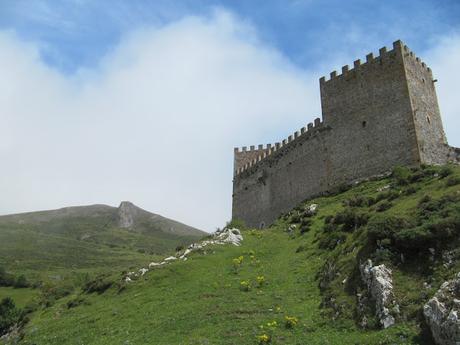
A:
0,1,459,231
1,0,459,73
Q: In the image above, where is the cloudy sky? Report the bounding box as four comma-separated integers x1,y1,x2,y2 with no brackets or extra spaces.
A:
0,0,459,231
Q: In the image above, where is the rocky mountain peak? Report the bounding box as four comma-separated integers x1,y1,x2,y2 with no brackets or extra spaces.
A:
117,201,140,229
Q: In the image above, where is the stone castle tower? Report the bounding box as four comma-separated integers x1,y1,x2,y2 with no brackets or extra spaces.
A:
232,40,459,228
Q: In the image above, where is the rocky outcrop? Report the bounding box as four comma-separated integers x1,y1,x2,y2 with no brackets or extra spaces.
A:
125,228,243,282
424,272,460,345
360,259,398,329
117,201,138,228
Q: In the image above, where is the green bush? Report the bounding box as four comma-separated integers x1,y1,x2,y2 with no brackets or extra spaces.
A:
376,201,393,212
344,196,369,207
318,232,347,249
392,166,411,185
0,267,14,287
83,277,113,294
367,215,412,242
439,166,453,178
0,297,21,336
332,209,369,232
446,176,460,187
14,275,29,289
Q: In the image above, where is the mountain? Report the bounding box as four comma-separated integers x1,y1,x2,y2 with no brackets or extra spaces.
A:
0,201,205,237
2,164,460,345
0,202,206,284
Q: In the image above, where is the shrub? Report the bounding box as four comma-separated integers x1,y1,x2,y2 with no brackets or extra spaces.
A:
14,275,29,289
0,267,14,287
324,215,334,224
367,215,412,242
284,315,299,329
318,232,347,250
446,176,460,187
439,166,453,178
66,296,87,309
83,277,113,294
39,283,74,307
332,209,369,232
344,196,369,207
404,186,418,195
0,297,21,336
392,166,411,185
376,201,393,212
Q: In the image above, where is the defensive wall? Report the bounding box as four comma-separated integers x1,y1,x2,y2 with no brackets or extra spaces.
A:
232,40,457,228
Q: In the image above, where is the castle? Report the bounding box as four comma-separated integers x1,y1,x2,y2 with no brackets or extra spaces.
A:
232,40,459,228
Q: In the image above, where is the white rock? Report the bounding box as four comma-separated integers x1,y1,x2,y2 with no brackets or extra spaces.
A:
304,204,318,216
164,256,177,262
125,277,132,283
360,259,397,329
377,185,390,192
213,228,243,246
139,268,148,276
424,272,460,345
148,262,161,268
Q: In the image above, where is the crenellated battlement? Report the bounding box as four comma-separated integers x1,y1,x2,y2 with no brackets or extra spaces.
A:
233,39,452,229
319,40,432,85
234,117,324,176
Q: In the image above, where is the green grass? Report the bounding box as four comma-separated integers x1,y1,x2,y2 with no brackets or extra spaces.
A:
0,288,37,309
3,164,460,344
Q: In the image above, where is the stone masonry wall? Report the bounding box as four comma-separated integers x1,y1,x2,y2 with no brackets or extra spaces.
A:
402,45,450,164
232,40,452,228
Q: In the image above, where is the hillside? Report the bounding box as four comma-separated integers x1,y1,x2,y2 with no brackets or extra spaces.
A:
0,202,205,288
2,164,460,344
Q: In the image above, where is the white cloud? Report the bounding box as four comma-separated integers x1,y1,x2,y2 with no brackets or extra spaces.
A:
425,33,460,147
0,10,458,232
0,10,317,231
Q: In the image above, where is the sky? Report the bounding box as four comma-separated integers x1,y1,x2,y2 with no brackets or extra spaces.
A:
0,0,459,231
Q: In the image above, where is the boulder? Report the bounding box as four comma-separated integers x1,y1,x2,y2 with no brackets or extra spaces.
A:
360,259,397,328
424,272,460,345
214,228,243,246
304,204,318,216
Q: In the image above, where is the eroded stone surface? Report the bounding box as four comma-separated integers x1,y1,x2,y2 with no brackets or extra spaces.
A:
360,259,398,328
424,273,460,345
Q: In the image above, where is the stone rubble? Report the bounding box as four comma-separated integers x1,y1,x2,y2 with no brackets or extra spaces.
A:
124,228,243,282
423,272,460,345
360,259,398,329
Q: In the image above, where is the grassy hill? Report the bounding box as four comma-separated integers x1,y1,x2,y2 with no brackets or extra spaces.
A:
0,202,205,301
2,165,460,344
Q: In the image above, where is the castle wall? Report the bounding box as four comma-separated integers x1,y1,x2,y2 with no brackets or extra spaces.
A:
320,41,421,186
232,40,452,228
402,47,449,164
232,122,329,228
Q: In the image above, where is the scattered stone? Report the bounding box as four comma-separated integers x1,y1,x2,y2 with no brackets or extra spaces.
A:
442,251,455,269
360,259,398,329
424,272,460,345
304,204,318,216
377,185,391,192
124,227,243,283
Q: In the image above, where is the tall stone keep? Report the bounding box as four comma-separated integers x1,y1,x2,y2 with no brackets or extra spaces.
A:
232,40,457,228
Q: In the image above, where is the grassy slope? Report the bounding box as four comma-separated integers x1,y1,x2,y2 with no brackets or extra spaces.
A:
0,204,206,290
14,165,460,345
